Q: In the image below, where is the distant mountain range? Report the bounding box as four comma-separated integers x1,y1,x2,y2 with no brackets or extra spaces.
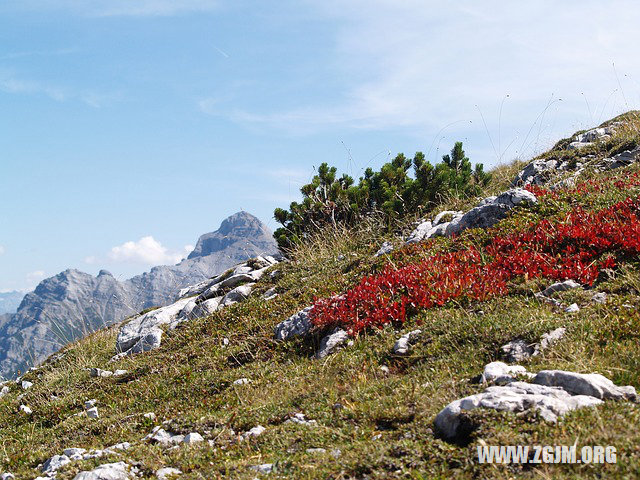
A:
0,211,279,379
0,291,25,314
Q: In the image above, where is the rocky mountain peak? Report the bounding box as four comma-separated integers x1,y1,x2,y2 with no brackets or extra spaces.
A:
187,211,274,259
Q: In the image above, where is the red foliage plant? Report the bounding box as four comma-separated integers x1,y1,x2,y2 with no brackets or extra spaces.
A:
310,195,640,335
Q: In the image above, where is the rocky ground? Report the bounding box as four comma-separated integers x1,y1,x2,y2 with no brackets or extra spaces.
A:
1,112,639,479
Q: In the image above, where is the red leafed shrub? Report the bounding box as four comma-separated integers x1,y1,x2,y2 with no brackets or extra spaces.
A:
310,195,640,334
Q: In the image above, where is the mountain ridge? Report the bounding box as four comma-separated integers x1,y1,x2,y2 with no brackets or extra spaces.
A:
0,211,279,379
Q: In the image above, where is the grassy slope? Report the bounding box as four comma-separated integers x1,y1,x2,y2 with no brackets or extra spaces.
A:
1,113,640,479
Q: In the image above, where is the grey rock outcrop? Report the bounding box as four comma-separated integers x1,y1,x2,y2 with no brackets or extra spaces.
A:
435,381,602,440
274,307,314,341
405,189,536,246
0,212,279,378
435,363,636,440
115,256,276,356
315,329,349,359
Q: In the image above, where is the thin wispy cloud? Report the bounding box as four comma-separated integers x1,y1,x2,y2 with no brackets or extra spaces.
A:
0,246,5,255
229,0,640,161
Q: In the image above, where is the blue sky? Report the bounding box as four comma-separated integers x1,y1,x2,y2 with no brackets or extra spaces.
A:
1,0,640,291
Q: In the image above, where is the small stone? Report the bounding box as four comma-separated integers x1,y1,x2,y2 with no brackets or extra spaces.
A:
90,368,113,378
564,303,580,313
285,413,317,426
242,425,266,439
233,378,250,385
21,381,33,390
85,399,97,409
222,337,230,347
148,428,185,446
143,412,156,420
156,467,182,480
0,385,10,398
538,328,566,351
541,280,581,297
63,448,87,457
374,241,394,257
501,339,535,363
41,454,71,473
393,329,422,355
113,369,128,376
183,432,204,444
262,287,278,300
109,442,131,451
73,462,131,480
330,449,342,458
1,473,15,480
87,407,99,419
591,292,607,304
306,448,326,454
315,328,349,359
249,464,273,474
481,361,530,384
19,405,32,415
380,366,390,374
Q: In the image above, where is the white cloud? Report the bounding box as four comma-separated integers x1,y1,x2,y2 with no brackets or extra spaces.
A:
26,270,46,288
0,245,4,255
108,236,190,265
4,0,220,17
231,0,640,162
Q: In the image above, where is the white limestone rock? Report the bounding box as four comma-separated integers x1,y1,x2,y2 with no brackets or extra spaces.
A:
592,292,607,304
183,432,204,444
537,327,566,351
374,241,394,257
0,385,9,398
73,462,132,480
156,467,182,480
285,413,317,426
481,361,530,384
0,473,15,480
393,329,422,355
405,221,432,244
540,280,581,297
21,380,33,390
435,381,602,440
446,189,536,236
90,368,113,378
501,339,535,363
600,147,640,170
242,425,266,439
512,159,558,186
274,307,313,340
262,287,278,300
19,404,32,415
249,464,274,474
147,427,185,446
315,329,349,359
564,303,580,313
41,454,71,474
219,283,255,308
116,297,192,354
87,407,99,419
533,370,637,401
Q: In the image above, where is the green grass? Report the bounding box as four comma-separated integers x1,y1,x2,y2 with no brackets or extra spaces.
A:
1,115,640,479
